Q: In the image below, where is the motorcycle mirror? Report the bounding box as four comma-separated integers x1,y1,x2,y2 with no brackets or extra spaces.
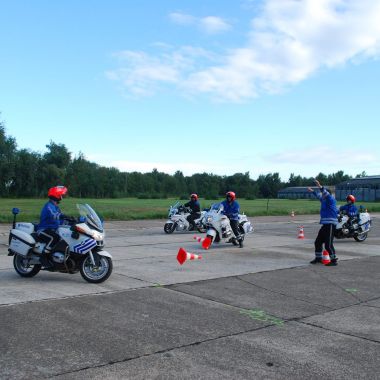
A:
12,208,20,215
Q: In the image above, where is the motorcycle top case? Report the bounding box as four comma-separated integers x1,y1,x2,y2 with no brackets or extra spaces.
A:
9,229,36,256
15,222,35,235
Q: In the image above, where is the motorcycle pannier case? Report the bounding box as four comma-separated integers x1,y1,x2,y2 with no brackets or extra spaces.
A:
9,229,36,256
242,222,254,234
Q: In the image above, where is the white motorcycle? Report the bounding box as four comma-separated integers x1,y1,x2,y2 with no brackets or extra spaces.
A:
335,209,371,242
204,203,254,248
164,201,206,234
8,204,113,283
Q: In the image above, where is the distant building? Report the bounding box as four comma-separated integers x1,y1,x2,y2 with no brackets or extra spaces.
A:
336,176,380,202
277,186,336,200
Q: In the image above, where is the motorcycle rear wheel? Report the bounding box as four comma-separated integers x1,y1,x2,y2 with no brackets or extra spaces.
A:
164,223,176,234
80,256,113,283
354,232,367,242
13,255,41,277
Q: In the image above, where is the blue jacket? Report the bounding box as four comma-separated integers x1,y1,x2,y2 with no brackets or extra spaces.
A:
339,203,358,217
221,200,240,221
184,200,201,214
38,200,64,231
312,187,338,225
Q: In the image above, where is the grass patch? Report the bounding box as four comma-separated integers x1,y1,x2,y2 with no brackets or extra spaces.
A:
0,197,379,223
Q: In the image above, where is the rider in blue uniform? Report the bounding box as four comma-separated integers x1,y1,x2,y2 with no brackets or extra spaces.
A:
221,191,243,248
339,194,358,231
184,193,201,231
37,185,68,252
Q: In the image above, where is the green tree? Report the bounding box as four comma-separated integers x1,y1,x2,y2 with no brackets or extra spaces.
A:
11,149,43,196
0,122,17,196
44,141,71,169
257,173,283,198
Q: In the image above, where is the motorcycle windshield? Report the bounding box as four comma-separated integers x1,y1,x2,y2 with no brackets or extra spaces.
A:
210,203,223,212
169,201,182,216
77,204,103,232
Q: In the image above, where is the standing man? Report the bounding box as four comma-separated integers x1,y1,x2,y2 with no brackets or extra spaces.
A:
308,180,338,266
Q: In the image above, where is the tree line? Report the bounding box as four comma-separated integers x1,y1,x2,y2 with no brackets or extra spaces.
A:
1,123,361,199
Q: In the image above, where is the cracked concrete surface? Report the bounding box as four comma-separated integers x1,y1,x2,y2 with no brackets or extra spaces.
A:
0,214,379,379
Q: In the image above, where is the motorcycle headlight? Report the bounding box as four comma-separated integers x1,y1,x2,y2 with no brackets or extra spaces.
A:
92,231,104,241
207,216,213,223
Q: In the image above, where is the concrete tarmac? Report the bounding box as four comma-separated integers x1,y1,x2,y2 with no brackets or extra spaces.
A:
0,214,379,379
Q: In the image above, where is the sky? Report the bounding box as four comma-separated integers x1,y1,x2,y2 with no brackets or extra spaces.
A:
1,0,380,181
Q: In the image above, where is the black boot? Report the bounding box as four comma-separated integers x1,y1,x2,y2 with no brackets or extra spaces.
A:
310,257,322,264
239,239,244,248
325,258,338,266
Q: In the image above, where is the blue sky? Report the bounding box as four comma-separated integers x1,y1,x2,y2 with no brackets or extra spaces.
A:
1,0,379,181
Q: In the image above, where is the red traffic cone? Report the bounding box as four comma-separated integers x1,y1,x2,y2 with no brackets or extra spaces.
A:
193,235,205,243
321,250,331,265
201,236,212,250
297,226,305,239
177,247,202,265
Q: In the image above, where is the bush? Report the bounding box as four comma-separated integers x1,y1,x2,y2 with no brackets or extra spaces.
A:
137,193,150,199
204,194,219,200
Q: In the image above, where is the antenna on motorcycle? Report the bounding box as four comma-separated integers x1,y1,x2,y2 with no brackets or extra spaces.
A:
12,208,20,229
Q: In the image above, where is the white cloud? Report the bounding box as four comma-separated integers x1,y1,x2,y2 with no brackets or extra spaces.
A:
106,46,217,97
199,16,231,34
169,12,231,34
108,0,380,102
262,145,380,179
266,146,378,165
169,12,195,26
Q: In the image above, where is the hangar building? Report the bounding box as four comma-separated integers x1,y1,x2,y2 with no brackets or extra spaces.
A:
335,176,380,202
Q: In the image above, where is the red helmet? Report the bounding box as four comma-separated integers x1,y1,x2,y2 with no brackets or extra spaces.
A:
190,193,198,200
346,194,356,203
226,191,236,201
48,186,68,201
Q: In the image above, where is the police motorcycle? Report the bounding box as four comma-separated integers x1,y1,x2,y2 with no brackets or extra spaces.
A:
164,201,206,234
8,204,113,283
334,206,371,242
204,203,253,248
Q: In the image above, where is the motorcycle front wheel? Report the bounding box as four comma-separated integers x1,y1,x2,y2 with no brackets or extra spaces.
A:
354,232,368,242
13,255,41,277
80,256,113,283
164,223,176,234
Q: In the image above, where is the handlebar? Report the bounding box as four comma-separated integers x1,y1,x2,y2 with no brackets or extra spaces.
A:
62,216,77,225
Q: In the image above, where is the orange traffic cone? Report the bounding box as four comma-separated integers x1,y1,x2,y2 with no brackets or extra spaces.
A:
321,250,331,265
177,247,202,265
201,236,212,250
297,226,305,239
